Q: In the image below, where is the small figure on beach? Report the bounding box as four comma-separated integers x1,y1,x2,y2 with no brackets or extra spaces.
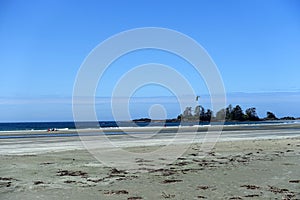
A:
47,128,58,132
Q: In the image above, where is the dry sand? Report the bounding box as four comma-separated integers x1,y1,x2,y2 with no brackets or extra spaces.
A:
0,126,300,200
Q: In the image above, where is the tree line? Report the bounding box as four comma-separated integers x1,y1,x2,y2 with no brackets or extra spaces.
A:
177,104,295,122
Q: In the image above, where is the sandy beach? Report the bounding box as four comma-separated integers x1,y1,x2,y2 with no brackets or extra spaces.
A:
0,124,300,199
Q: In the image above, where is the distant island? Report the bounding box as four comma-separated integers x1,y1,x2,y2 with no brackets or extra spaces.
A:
132,118,151,123
133,104,299,123
178,104,299,122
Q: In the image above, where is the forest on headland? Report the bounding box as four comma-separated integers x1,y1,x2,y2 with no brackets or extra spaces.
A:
133,104,298,123
176,105,297,122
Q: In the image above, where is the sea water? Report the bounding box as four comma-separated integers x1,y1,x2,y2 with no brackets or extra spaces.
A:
0,120,299,132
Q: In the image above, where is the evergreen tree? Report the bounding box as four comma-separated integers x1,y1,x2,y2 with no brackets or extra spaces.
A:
245,107,259,121
266,111,278,120
183,107,192,117
225,104,233,120
194,105,201,117
205,109,213,121
231,105,245,121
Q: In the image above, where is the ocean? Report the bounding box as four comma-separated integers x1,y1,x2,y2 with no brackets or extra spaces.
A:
0,120,298,132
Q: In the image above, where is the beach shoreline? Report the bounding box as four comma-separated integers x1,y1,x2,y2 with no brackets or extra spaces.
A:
0,137,299,199
1,121,300,136
0,124,300,199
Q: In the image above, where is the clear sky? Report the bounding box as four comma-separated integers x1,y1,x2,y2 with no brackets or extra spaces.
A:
0,0,300,121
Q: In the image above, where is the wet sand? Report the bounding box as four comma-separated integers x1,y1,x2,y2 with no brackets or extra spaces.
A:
0,125,300,199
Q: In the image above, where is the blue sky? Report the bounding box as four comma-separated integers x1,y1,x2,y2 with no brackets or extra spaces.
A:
0,0,300,121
